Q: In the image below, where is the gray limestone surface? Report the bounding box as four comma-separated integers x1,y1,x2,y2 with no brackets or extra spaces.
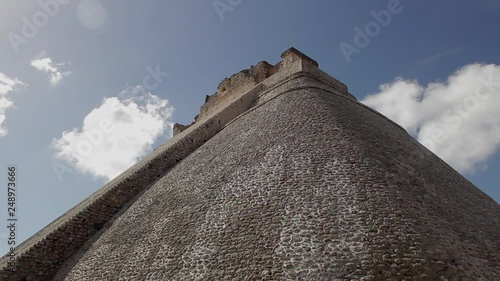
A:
58,75,500,280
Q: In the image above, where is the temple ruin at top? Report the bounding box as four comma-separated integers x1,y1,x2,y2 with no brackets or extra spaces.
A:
1,48,499,281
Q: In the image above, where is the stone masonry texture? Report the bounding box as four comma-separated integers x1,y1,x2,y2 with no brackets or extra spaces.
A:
1,48,499,280
61,76,500,280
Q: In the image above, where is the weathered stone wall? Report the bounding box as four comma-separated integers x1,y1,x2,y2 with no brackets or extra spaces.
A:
0,48,318,281
59,74,500,280
0,79,263,281
172,123,190,136
176,47,351,134
197,61,275,121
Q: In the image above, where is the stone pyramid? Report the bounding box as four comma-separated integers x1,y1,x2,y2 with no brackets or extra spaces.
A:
1,48,499,281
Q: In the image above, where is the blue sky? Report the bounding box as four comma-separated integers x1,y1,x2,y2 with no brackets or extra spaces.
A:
0,0,499,255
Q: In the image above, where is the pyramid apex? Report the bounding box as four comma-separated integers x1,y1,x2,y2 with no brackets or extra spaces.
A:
281,47,319,68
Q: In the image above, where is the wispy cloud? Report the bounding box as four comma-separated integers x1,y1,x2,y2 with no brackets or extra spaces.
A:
31,54,71,86
52,86,174,181
419,47,467,65
362,63,500,173
407,47,467,76
0,73,26,137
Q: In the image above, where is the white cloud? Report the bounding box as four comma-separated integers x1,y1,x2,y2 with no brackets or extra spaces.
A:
52,86,174,181
0,73,25,137
361,63,500,173
31,56,71,86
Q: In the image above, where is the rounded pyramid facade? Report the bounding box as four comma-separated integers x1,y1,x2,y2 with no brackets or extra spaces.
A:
58,75,500,280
